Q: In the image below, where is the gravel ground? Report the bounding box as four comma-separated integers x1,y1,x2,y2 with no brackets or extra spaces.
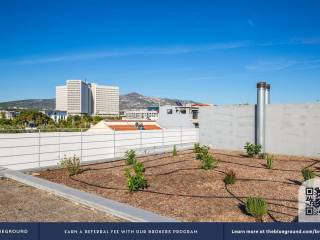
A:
37,149,320,222
0,178,124,222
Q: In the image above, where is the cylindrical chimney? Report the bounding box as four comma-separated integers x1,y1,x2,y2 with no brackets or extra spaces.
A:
265,84,271,104
256,82,266,151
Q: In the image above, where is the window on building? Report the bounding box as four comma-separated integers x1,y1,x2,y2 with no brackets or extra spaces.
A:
192,110,198,119
167,109,173,114
180,109,186,114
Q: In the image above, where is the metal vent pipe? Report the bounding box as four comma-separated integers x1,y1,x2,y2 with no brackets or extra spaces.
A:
256,82,267,150
265,84,271,104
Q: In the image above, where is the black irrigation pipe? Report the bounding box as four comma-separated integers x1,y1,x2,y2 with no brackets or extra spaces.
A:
218,159,304,173
76,149,194,172
236,178,300,186
68,176,298,203
212,152,319,163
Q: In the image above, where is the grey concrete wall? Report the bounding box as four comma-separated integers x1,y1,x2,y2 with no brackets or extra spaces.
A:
265,104,320,157
199,105,255,151
199,103,320,157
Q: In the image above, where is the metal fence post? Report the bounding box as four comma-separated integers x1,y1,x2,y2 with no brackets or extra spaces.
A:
140,130,142,148
80,128,83,163
38,129,41,168
58,130,61,162
113,131,116,158
162,129,164,147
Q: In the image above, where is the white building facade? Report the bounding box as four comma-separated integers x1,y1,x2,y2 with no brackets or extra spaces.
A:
55,85,67,111
124,109,158,120
91,84,119,116
56,80,119,116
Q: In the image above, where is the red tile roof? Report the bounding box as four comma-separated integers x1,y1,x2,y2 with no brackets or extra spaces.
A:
192,103,211,107
143,125,162,130
108,125,138,131
107,124,162,131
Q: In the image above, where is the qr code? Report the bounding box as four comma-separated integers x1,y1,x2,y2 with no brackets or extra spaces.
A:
305,187,320,215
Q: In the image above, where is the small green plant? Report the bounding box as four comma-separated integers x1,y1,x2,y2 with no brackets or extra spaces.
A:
125,150,137,165
224,170,236,185
59,155,82,176
125,161,147,192
173,145,177,157
266,154,274,169
302,168,316,181
194,143,201,153
244,142,262,157
133,161,145,173
196,145,210,160
245,197,268,222
200,154,217,170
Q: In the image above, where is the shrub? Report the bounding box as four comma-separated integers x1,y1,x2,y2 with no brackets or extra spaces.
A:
302,168,316,181
200,154,217,170
196,145,210,160
125,150,137,165
266,154,274,169
133,161,145,173
173,145,177,157
245,197,268,222
244,142,262,157
194,143,201,153
59,155,82,176
125,160,148,192
224,170,236,185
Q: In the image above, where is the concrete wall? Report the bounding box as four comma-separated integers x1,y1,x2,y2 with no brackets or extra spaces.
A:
265,104,320,157
199,103,320,157
199,105,255,151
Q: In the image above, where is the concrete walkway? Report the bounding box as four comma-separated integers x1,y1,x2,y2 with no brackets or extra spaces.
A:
2,168,178,222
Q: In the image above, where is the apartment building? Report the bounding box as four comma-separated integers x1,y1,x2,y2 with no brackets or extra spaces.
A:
91,84,119,116
55,85,67,111
55,80,119,116
67,80,91,115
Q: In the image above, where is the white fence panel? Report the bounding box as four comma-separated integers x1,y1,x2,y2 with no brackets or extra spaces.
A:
0,128,199,170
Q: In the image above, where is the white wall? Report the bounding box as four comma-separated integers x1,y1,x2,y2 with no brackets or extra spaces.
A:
0,128,199,170
265,103,320,156
199,105,255,151
199,103,320,157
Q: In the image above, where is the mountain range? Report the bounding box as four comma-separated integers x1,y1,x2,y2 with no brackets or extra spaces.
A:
0,92,199,111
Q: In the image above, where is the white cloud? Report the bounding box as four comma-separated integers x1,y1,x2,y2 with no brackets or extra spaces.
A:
6,41,250,65
257,38,320,47
246,58,320,71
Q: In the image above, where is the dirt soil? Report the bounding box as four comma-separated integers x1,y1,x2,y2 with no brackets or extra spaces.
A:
37,149,320,222
0,178,123,222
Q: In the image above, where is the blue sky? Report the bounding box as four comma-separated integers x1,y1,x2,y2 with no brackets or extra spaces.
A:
0,0,319,104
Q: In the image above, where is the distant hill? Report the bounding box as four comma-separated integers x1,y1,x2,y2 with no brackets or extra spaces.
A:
119,92,198,110
0,99,55,110
0,93,199,111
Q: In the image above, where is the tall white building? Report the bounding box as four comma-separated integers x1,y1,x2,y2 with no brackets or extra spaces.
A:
55,80,119,116
55,85,67,111
66,80,91,115
91,84,119,116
